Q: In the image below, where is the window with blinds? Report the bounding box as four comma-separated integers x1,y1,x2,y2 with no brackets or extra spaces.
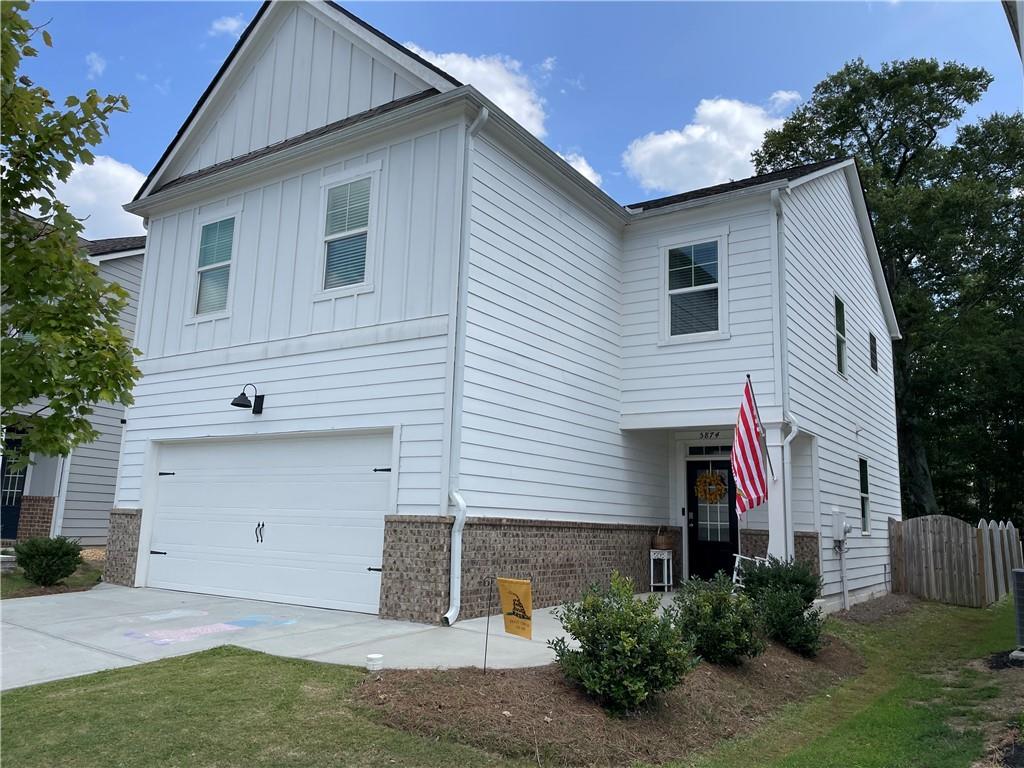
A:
835,295,847,376
196,218,234,315
323,177,371,290
667,240,719,336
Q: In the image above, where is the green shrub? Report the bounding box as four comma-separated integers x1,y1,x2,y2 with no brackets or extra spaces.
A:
671,573,765,665
740,556,821,606
13,537,82,587
549,571,697,713
761,587,825,657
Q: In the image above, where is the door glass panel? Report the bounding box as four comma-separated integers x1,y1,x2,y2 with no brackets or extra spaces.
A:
1,456,26,508
696,467,731,543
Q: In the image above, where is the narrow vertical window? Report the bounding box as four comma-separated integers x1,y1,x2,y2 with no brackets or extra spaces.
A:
859,458,870,533
835,295,847,376
323,177,371,290
869,333,878,372
667,240,719,336
196,218,234,314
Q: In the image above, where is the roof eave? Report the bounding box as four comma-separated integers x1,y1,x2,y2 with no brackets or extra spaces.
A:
624,179,790,221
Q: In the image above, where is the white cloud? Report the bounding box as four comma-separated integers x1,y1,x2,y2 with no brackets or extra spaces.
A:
540,56,557,73
208,14,245,39
50,156,146,239
622,92,800,195
85,52,106,80
406,44,547,138
558,152,602,188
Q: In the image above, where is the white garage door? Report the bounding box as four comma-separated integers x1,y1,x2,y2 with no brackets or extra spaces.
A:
146,431,392,613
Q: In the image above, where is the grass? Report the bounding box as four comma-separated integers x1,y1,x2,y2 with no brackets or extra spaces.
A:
682,598,1019,768
0,598,1018,768
0,560,103,599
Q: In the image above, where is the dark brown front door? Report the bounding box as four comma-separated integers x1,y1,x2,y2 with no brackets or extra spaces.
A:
686,459,738,580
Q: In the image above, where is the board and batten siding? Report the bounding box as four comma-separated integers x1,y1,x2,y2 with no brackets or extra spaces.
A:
117,119,466,520
457,134,670,526
620,199,779,422
61,254,144,544
165,3,431,181
782,170,901,599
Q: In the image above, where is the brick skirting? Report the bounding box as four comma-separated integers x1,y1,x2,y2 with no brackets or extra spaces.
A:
379,515,682,624
103,508,142,586
16,496,55,540
739,529,821,575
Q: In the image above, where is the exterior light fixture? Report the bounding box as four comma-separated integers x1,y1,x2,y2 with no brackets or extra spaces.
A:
230,383,264,415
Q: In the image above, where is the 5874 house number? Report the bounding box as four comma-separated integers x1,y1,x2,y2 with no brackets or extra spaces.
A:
698,431,721,440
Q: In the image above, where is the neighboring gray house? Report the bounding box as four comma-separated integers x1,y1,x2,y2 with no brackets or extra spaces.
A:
0,236,145,545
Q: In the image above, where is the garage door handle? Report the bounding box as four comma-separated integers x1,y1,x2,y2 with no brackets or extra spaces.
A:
367,567,382,572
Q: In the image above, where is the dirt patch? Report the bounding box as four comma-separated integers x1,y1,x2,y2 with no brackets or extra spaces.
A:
836,592,920,625
80,547,106,564
2,582,96,599
357,636,862,767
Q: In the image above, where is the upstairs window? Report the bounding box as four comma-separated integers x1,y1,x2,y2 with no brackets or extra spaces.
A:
834,295,847,376
196,218,234,315
869,333,878,372
323,176,371,290
859,458,871,533
667,240,719,336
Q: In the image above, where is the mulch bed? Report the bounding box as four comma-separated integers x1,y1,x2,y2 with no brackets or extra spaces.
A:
357,636,863,767
836,592,920,624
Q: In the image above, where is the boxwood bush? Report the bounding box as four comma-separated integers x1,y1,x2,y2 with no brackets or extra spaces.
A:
549,571,697,713
13,537,82,587
671,573,765,665
741,556,825,657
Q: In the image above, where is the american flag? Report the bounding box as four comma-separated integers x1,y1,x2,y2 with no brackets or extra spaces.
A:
731,379,768,516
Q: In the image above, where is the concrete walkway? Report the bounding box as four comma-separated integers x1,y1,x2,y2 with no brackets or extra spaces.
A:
0,584,572,690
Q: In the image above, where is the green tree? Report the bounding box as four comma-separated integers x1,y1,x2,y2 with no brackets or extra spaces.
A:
1,0,138,463
753,59,1024,526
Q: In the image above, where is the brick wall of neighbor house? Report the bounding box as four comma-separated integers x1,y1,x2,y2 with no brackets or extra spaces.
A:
103,508,141,586
15,496,55,540
740,529,821,575
380,516,683,623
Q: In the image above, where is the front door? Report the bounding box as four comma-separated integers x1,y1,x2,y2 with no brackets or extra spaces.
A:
1,440,27,540
686,459,738,579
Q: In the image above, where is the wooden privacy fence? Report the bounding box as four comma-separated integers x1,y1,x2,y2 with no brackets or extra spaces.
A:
889,515,1023,608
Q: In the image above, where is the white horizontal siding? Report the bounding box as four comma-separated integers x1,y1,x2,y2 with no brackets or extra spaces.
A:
783,171,901,599
115,330,449,518
137,120,462,360
621,200,778,420
458,134,670,526
165,4,430,181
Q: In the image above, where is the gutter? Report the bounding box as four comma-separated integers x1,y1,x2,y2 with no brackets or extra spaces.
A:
782,411,801,560
442,105,489,627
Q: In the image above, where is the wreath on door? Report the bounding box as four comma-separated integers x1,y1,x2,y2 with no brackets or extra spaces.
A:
696,470,727,504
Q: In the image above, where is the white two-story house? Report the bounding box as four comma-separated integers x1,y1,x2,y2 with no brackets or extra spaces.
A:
108,0,901,622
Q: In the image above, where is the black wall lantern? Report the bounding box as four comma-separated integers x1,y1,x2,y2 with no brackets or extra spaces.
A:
230,383,264,415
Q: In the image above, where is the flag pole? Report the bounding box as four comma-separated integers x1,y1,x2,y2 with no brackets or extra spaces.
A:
745,374,777,481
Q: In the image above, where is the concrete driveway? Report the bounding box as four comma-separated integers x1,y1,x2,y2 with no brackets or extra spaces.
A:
1,584,568,690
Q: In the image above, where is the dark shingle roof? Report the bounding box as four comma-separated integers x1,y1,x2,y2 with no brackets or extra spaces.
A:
626,158,850,212
83,236,146,256
153,88,440,195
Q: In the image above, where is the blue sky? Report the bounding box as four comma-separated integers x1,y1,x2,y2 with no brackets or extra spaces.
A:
23,1,1023,238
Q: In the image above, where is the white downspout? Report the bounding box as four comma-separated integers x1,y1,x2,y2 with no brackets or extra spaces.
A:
442,105,489,627
782,412,801,560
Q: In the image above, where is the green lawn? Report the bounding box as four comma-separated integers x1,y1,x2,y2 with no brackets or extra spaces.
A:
0,560,103,599
0,598,1018,768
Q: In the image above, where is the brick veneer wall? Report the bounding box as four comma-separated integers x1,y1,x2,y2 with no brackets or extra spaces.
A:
16,496,55,540
103,508,141,586
739,529,821,575
379,515,682,624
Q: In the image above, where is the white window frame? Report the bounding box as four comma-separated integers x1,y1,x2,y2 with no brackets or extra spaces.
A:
315,162,381,299
188,205,241,322
834,293,848,378
859,457,871,535
658,227,730,345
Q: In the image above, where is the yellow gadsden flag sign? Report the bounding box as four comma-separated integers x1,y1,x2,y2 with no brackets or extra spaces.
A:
496,577,533,640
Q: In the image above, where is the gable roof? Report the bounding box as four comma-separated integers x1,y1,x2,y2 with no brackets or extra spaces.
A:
84,236,146,257
133,1,460,203
626,158,848,212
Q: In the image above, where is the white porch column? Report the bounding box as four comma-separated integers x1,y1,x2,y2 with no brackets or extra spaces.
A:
763,423,789,559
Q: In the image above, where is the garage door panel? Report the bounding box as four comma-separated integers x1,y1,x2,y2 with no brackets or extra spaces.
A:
147,432,392,613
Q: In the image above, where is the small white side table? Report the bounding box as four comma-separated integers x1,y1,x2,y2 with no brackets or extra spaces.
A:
650,549,674,592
